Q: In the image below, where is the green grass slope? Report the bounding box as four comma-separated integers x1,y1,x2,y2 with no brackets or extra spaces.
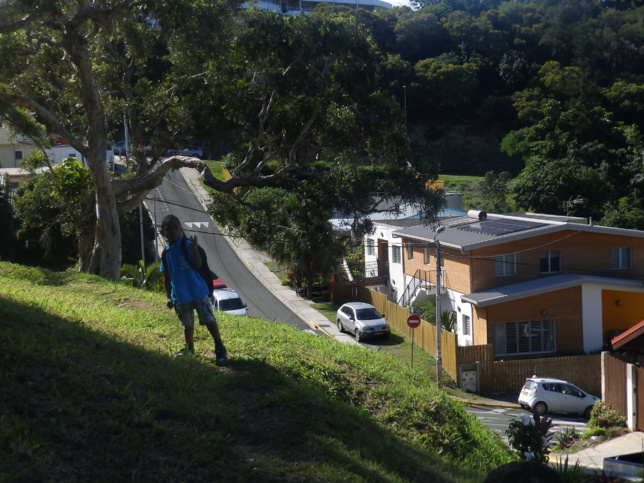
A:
0,262,513,481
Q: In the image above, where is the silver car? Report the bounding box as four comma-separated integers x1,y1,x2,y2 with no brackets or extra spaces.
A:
518,377,599,418
336,302,390,343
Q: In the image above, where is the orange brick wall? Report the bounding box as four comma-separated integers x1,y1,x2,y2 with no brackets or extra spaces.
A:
468,230,644,293
405,242,471,293
474,287,584,355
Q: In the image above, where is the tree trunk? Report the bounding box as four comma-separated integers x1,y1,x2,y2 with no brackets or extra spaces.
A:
67,33,122,280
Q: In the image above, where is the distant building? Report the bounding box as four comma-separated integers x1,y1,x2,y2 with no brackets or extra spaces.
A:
0,125,86,169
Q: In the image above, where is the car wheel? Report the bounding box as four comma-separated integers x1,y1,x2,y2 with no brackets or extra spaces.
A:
533,402,548,415
583,406,593,419
337,319,344,333
354,330,362,343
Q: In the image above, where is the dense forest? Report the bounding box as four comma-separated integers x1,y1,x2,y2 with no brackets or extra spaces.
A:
330,0,644,225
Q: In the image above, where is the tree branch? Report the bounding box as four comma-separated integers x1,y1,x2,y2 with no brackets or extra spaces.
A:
0,93,87,157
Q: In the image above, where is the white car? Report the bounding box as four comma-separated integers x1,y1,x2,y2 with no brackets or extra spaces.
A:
518,377,599,418
179,145,203,158
336,302,390,343
212,288,247,316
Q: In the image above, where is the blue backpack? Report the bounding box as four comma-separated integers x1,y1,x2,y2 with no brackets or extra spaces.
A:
162,237,215,293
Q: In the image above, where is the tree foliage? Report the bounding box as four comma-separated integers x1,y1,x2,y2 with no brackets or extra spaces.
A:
1,1,443,279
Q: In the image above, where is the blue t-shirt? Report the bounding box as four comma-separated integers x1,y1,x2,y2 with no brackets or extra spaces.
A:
161,235,210,304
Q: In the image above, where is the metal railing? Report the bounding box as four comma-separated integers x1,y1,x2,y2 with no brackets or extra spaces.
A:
397,269,439,306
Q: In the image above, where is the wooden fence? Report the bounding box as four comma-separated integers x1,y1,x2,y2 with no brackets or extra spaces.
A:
603,352,644,431
331,283,601,395
331,283,459,381
603,353,628,417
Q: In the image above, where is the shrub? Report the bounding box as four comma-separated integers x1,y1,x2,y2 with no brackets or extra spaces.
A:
553,455,589,483
581,426,606,439
506,412,553,463
588,401,626,429
554,426,580,451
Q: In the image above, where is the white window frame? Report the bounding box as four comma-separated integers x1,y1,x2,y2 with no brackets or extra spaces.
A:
392,245,401,264
612,247,632,269
366,238,375,256
540,251,561,274
462,314,471,336
406,243,413,260
494,253,516,277
424,247,430,265
494,320,555,356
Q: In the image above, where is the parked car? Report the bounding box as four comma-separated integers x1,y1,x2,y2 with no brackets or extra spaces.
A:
336,302,390,342
212,279,228,291
518,377,599,418
113,140,151,156
212,288,247,316
113,140,129,155
179,145,203,158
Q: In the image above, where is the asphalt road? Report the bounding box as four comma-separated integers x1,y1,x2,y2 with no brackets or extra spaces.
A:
465,401,590,444
144,168,312,331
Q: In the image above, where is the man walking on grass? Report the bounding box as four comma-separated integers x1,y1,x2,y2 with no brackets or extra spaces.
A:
160,214,228,365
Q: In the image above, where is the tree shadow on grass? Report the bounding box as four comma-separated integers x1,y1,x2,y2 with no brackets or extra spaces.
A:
0,295,488,482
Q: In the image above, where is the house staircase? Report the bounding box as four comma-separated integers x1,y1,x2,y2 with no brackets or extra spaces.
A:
397,269,440,306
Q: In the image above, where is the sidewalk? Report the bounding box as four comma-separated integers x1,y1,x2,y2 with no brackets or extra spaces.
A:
181,167,644,479
550,432,644,480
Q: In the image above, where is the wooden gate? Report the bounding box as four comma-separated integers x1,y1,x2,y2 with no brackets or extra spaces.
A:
637,366,644,431
603,354,628,418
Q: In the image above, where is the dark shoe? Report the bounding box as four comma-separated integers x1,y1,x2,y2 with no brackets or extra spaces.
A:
215,355,228,366
175,347,195,357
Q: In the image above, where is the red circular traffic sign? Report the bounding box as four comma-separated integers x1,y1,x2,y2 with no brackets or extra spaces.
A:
407,314,421,328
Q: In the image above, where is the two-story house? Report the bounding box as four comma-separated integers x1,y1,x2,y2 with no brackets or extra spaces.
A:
389,210,644,358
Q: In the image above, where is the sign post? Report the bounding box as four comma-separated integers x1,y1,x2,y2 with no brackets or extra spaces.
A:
407,314,421,369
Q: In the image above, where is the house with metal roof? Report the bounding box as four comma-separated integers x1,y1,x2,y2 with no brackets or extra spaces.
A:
389,210,644,356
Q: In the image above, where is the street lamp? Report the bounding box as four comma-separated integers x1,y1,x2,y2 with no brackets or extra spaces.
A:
433,225,445,389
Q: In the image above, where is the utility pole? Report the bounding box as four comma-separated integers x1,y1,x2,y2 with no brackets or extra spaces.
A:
434,226,445,389
403,85,407,136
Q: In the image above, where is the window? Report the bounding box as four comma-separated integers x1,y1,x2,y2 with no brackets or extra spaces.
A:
612,247,632,269
406,243,413,260
366,239,375,256
494,320,555,355
424,247,430,265
540,251,560,273
392,245,401,264
14,151,23,160
462,315,471,336
494,254,516,277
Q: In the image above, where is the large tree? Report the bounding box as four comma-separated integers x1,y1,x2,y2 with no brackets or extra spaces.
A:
1,1,443,280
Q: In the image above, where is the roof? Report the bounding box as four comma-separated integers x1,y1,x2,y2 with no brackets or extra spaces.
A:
212,288,242,301
393,210,644,251
527,377,569,383
331,204,466,231
461,274,644,307
611,320,644,351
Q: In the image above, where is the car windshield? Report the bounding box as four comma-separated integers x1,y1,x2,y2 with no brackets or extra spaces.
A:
356,308,382,320
219,298,244,311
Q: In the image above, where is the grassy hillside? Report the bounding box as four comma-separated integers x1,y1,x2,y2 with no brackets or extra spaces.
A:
0,262,513,481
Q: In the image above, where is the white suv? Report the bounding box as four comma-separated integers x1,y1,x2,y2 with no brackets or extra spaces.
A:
212,288,247,316
518,377,599,418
